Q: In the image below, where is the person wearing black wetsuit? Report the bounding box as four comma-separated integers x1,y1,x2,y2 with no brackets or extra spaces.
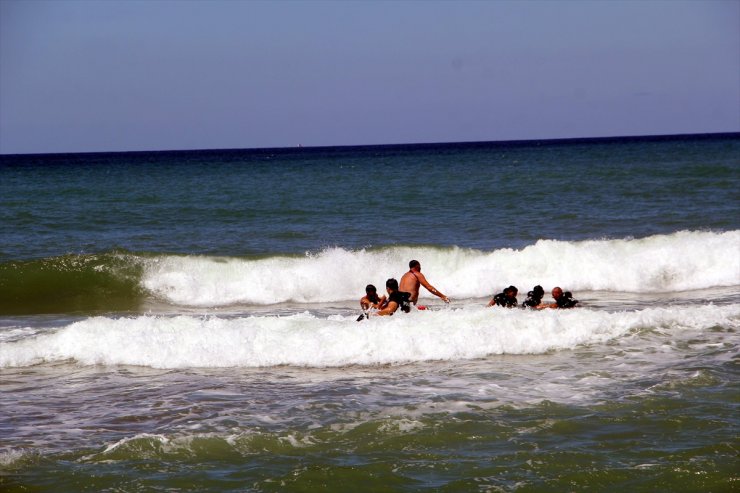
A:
546,287,579,309
488,285,518,308
522,285,545,308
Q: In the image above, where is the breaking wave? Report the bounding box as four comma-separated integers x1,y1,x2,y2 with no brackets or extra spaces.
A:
2,303,737,369
1,230,737,314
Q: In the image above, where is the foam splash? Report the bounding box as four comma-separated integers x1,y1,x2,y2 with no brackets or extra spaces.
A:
140,230,740,307
2,304,737,369
0,448,29,468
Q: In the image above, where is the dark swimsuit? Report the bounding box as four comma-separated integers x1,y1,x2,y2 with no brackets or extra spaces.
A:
555,294,578,308
522,293,542,308
493,292,517,308
388,291,412,314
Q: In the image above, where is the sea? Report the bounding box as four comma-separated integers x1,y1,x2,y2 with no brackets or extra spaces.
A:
1,134,738,492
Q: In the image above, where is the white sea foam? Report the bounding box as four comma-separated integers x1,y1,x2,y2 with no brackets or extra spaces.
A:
140,230,740,307
1,304,737,369
0,448,28,467
0,326,40,343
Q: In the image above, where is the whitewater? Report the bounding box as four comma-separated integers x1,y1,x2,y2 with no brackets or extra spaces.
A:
2,136,738,491
140,230,739,306
1,303,738,369
3,229,737,369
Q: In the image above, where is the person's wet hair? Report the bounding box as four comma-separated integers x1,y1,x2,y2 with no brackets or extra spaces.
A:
386,278,399,291
555,290,578,308
365,284,379,303
522,285,544,308
409,260,420,269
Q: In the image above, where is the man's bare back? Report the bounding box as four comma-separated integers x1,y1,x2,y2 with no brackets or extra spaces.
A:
399,260,450,304
399,270,421,303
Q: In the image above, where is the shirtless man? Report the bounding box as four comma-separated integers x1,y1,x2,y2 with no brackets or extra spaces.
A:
399,260,450,305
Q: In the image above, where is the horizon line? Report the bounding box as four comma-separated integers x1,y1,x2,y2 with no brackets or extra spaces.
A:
1,131,738,158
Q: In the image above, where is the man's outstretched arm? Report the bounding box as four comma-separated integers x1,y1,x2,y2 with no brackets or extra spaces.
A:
416,272,450,303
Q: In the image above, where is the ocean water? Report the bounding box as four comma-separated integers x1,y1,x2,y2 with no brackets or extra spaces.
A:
1,134,738,492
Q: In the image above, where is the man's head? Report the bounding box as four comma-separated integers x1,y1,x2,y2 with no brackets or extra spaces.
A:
409,260,420,271
552,287,563,299
506,285,518,298
365,284,377,295
386,278,399,293
533,285,544,297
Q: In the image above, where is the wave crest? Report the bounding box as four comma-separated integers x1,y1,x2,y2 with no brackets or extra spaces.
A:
142,230,740,306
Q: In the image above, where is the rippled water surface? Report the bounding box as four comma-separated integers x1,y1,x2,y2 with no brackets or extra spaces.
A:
1,136,739,491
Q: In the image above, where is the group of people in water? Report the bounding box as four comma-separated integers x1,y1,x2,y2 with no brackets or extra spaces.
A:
358,260,578,320
487,284,579,309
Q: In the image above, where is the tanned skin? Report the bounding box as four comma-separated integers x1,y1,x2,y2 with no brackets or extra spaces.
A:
399,260,450,304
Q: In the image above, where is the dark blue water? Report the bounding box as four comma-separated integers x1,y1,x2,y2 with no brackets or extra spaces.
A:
2,134,738,262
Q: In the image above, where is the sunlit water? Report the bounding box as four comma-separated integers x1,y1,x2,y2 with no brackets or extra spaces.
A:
1,135,738,491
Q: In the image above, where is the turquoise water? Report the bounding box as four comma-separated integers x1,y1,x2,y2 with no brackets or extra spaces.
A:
1,135,738,491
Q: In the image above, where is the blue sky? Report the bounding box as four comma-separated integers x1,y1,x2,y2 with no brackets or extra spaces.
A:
1,0,738,154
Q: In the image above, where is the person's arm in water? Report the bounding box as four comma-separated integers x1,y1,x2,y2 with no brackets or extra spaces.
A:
414,271,450,303
541,288,562,309
361,295,387,310
535,298,559,309
373,301,399,316
360,296,371,310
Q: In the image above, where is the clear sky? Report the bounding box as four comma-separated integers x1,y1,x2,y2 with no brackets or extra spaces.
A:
1,0,738,154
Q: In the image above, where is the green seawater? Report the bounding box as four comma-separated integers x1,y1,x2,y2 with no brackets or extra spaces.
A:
1,136,738,492
3,394,737,492
2,346,738,492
